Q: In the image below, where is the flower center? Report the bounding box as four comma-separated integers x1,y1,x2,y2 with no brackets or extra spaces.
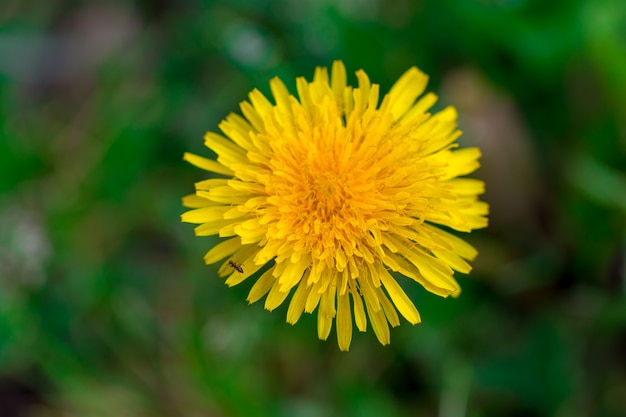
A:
305,168,350,223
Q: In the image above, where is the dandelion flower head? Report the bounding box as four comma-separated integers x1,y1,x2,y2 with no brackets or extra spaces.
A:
182,61,488,351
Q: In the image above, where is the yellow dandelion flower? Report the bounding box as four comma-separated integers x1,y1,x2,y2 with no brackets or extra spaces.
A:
182,61,488,351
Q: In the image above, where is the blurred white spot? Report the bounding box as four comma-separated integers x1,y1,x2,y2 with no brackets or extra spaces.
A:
0,200,51,290
224,23,276,68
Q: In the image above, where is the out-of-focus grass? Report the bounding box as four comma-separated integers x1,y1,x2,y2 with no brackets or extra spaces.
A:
1,1,625,416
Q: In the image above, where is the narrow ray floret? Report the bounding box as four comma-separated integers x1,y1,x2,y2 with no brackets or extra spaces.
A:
181,61,488,351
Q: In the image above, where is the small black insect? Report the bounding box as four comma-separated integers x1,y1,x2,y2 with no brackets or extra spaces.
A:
228,260,244,273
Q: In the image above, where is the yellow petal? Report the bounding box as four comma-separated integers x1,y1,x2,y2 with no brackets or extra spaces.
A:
365,297,390,345
240,100,265,133
194,178,228,191
247,268,276,303
383,253,453,297
386,67,428,120
248,88,273,120
442,147,482,180
400,92,438,125
432,249,472,274
194,218,235,236
353,69,371,114
424,225,478,261
181,206,230,224
219,113,255,150
377,287,400,327
275,260,308,293
265,282,290,311
305,283,322,313
286,273,310,324
317,285,336,341
331,60,347,109
270,77,292,111
336,291,352,351
296,76,313,111
379,269,421,324
402,248,459,292
204,132,247,167
203,237,242,265
182,194,216,208
183,152,233,176
450,178,485,195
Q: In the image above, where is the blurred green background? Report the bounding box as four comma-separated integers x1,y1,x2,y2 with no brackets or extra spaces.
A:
1,0,625,416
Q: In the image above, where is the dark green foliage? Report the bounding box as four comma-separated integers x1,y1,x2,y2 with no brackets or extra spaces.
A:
1,0,624,415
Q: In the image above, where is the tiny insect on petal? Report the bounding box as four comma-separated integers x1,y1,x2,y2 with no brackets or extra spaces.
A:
228,260,244,273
